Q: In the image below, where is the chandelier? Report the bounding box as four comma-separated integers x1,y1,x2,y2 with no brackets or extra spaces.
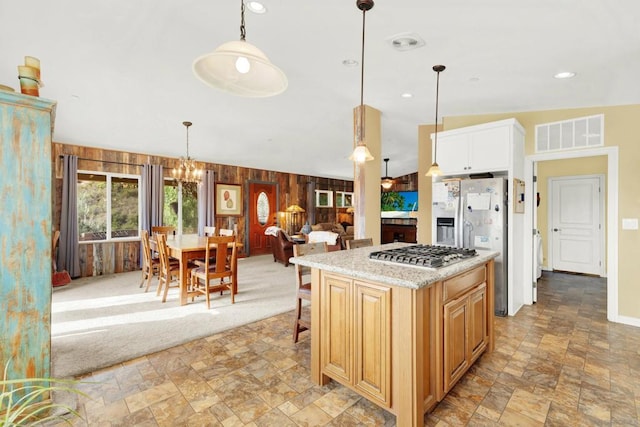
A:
172,121,203,184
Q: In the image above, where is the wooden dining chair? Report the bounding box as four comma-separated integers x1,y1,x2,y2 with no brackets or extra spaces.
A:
140,230,161,291
156,233,196,303
190,235,237,309
218,228,234,237
194,226,218,267
292,242,327,343
152,225,175,236
346,238,373,250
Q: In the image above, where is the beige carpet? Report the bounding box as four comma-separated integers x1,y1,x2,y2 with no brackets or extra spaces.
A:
51,254,297,378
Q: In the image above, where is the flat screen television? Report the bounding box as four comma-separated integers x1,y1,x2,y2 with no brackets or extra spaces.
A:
381,190,418,212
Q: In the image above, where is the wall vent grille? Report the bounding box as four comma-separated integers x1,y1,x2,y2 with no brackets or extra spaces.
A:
535,114,604,153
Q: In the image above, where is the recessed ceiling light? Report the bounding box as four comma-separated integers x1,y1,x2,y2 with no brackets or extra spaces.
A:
554,71,576,79
342,59,358,67
386,32,425,52
401,93,413,98
246,1,267,14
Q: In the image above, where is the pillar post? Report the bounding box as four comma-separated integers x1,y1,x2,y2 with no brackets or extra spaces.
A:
353,104,381,244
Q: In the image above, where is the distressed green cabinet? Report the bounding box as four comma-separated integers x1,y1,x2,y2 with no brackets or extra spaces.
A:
0,91,57,399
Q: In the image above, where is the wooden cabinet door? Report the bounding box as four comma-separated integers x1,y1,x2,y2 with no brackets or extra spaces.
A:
468,283,488,362
321,274,352,384
354,281,391,407
469,126,510,173
436,133,469,175
443,295,469,392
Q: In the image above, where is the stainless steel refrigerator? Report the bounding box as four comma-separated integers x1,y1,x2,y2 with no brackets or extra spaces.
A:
460,177,508,317
432,179,461,247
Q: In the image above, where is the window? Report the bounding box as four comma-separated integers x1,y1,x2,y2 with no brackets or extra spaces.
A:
163,180,198,234
315,190,333,208
77,172,140,242
336,191,353,208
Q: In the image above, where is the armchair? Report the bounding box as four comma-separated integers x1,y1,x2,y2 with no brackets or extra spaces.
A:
270,229,295,267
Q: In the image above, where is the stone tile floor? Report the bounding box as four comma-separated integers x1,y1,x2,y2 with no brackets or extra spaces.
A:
53,272,640,426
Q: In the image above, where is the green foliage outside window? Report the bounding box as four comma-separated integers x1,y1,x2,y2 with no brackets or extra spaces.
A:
164,181,198,234
77,173,139,240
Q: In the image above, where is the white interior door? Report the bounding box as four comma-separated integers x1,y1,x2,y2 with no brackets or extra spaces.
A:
550,175,603,275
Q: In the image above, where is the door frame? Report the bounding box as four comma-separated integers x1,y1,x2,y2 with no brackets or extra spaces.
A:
547,174,605,276
523,146,619,323
245,179,279,255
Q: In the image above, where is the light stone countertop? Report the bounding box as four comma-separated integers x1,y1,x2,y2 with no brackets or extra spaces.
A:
290,242,499,290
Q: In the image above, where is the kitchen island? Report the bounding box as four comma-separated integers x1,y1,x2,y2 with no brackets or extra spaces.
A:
290,243,498,427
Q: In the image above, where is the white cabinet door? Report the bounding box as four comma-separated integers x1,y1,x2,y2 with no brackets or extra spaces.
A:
435,133,470,175
469,126,510,173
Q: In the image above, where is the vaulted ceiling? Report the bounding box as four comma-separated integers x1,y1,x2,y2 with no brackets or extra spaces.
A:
2,1,639,179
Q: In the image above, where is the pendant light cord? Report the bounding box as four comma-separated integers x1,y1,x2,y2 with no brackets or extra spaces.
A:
183,121,192,159
359,7,366,144
433,66,444,162
240,0,246,41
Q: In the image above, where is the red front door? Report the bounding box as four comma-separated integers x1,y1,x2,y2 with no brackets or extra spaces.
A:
248,182,278,255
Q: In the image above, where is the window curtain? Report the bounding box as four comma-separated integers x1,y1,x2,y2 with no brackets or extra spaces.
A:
140,164,163,266
197,170,215,235
58,154,81,278
140,164,164,232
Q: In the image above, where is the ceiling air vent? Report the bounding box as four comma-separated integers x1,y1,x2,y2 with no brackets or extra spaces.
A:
386,32,425,52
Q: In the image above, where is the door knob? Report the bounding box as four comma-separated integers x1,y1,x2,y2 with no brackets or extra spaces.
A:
553,228,559,232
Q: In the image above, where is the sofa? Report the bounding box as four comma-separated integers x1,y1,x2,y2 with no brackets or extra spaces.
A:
309,222,354,249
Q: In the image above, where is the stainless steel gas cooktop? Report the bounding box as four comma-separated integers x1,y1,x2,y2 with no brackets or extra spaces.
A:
369,244,477,268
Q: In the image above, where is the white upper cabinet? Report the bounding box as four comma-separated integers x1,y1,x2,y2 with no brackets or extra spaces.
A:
433,119,524,176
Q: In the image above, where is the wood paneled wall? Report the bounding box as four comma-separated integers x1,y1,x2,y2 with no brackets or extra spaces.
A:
52,142,354,277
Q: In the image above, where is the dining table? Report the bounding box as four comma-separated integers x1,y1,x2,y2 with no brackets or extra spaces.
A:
155,234,242,306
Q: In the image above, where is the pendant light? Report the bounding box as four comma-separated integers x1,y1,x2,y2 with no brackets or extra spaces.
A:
193,0,288,97
426,65,446,177
349,0,375,163
381,158,394,190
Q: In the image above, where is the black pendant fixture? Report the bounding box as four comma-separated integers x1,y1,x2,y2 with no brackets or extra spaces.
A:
381,158,394,190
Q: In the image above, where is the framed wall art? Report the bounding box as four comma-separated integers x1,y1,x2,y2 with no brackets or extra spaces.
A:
216,183,243,216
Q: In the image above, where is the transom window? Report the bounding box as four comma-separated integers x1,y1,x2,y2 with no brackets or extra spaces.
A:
77,172,140,242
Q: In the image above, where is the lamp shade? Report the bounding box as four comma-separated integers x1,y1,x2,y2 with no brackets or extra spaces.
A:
426,162,442,177
285,204,305,213
193,40,288,97
349,144,374,163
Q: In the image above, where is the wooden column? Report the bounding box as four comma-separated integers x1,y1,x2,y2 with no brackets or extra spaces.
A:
353,104,381,244
417,123,438,244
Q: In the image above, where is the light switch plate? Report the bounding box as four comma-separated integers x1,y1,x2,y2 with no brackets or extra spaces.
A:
622,218,639,230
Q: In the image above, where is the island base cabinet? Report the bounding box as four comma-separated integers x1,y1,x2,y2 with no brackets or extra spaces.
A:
311,259,495,427
320,274,391,408
443,282,487,393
